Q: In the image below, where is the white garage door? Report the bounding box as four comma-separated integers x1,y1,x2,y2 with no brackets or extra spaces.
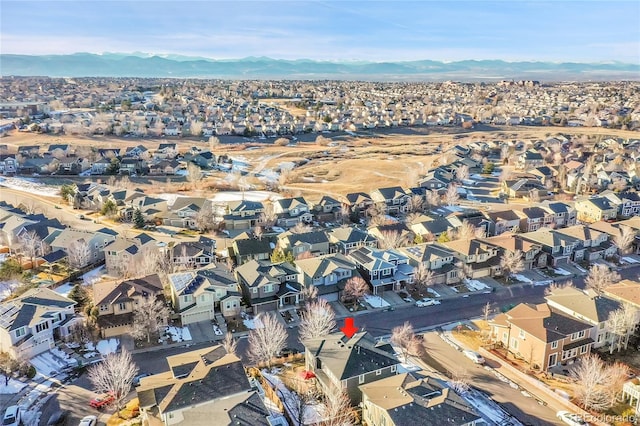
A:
320,293,339,302
182,310,212,325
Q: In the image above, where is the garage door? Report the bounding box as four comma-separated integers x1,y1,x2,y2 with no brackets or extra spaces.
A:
320,293,338,302
181,310,213,325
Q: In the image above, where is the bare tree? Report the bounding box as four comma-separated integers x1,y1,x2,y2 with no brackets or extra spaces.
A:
614,225,635,256
67,238,91,269
407,195,425,214
340,204,351,224
320,383,356,426
411,263,435,295
454,220,482,241
570,353,616,412
195,201,222,232
454,261,474,282
342,276,369,307
208,136,220,152
607,362,630,406
253,226,264,241
18,230,42,267
456,165,470,182
300,284,319,306
378,230,406,249
607,304,639,353
425,189,441,208
0,352,19,386
299,299,336,342
87,349,138,415
124,245,168,279
188,120,203,137
444,183,460,206
585,264,621,295
248,312,287,369
130,297,170,343
391,321,424,361
449,369,471,394
186,162,203,189
260,202,278,229
483,302,492,322
500,250,525,282
290,222,312,234
222,332,238,356
544,280,575,296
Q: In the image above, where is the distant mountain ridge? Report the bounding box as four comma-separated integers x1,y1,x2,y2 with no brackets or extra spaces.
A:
1,53,638,81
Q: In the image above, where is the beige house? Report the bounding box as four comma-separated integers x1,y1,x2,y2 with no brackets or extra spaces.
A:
169,267,242,324
440,239,501,279
104,233,158,276
360,372,480,426
0,288,77,359
490,303,595,371
483,232,546,270
574,197,618,223
398,243,459,284
92,274,164,337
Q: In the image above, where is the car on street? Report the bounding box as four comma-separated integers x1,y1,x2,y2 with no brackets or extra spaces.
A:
277,347,300,357
556,411,589,426
78,415,98,426
2,406,21,426
89,392,115,409
463,350,485,364
46,410,68,426
415,298,441,307
133,372,150,387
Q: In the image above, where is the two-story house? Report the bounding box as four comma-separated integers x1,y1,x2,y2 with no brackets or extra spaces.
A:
485,209,522,236
344,192,373,215
483,233,546,270
490,303,595,371
539,201,577,228
517,150,545,170
0,288,77,359
235,259,299,313
360,373,480,426
327,227,377,255
575,197,618,223
0,155,17,175
601,191,640,218
92,274,164,337
370,186,410,215
104,233,157,277
517,207,554,233
161,197,207,229
398,243,459,285
272,197,313,227
47,228,118,268
349,247,414,294
440,239,501,279
303,331,401,404
553,225,615,262
545,286,622,349
312,196,342,222
223,200,264,230
277,230,330,258
229,235,274,265
170,237,216,269
517,228,580,266
125,195,168,222
136,345,270,426
296,253,358,302
169,267,242,324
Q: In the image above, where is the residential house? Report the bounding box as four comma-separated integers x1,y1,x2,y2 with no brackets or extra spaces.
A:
490,303,595,371
368,223,415,248
517,228,580,266
303,331,401,404
517,150,545,170
553,225,615,262
47,228,118,268
0,288,77,359
440,239,501,279
545,286,621,348
501,178,547,199
161,197,207,229
313,195,342,222
517,207,554,232
622,378,640,420
0,155,17,175
149,159,182,175
272,197,313,227
229,236,273,265
90,157,112,175
409,216,453,240
398,243,459,285
169,267,242,323
170,237,216,269
223,200,264,230
370,186,410,215
185,150,216,168
345,192,373,214
296,253,358,302
349,247,414,294
235,259,299,313
155,143,177,159
418,168,453,190
104,233,157,276
92,274,164,337
136,345,270,426
604,279,640,310
277,230,330,258
123,195,168,222
539,201,577,228
360,373,481,426
483,233,546,270
327,226,377,254
575,197,618,223
601,191,640,218
485,209,522,236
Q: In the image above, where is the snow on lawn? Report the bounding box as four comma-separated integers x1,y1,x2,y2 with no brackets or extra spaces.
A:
82,266,105,286
21,409,40,426
243,315,263,330
0,378,27,394
53,282,74,298
363,294,390,308
511,274,533,284
0,177,60,197
96,338,119,355
464,279,490,291
554,268,572,276
163,326,192,342
30,350,75,376
461,389,523,426
623,257,640,264
427,288,441,298
262,372,322,426
210,190,280,203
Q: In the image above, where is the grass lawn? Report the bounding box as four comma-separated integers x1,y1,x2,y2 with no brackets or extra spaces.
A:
107,398,140,425
451,320,491,351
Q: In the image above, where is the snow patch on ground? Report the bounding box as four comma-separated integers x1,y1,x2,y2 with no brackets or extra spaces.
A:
464,279,490,291
82,265,105,286
30,350,75,377
363,294,390,308
511,274,532,284
53,282,74,298
427,288,441,298
243,315,263,330
262,371,322,426
163,326,192,342
96,338,119,355
623,257,639,264
0,378,27,394
0,177,60,197
554,268,572,276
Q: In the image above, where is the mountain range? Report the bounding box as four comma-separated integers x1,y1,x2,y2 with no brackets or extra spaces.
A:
1,53,638,81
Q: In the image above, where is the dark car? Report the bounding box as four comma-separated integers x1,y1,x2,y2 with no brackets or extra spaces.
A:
46,410,68,426
133,373,150,387
277,347,299,357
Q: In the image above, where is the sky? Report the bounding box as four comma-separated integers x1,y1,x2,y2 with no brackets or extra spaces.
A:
1,0,639,63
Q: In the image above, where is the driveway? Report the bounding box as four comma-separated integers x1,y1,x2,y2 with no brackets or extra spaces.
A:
39,375,112,426
185,320,218,343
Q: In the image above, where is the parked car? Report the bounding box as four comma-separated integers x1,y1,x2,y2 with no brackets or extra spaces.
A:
2,406,21,426
415,298,441,307
78,415,98,426
277,347,300,357
556,411,589,426
89,392,115,409
46,410,68,426
463,350,485,364
133,373,150,387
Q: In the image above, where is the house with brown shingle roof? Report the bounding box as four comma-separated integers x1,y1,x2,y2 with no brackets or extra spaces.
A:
604,279,640,309
490,303,595,371
440,239,501,279
482,232,546,270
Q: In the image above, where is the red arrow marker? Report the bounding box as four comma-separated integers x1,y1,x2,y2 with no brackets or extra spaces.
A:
340,317,358,338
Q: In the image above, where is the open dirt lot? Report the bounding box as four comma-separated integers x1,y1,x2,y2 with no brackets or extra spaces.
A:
3,126,638,203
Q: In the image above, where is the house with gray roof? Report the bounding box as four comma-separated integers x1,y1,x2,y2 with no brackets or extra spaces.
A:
223,200,264,230
234,259,299,313
349,247,413,294
370,186,410,215
48,228,117,268
277,230,330,258
303,331,401,404
136,345,271,426
575,196,617,223
104,234,157,277
295,253,358,302
398,243,459,285
272,197,312,227
0,288,78,359
327,226,377,254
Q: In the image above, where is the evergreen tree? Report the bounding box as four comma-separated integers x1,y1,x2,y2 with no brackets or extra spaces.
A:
133,209,145,229
101,199,118,217
270,248,295,264
68,284,90,309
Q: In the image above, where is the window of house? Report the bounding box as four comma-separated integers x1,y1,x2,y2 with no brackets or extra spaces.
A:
358,374,365,384
391,365,397,373
551,341,558,349
376,369,382,376
263,284,273,293
580,345,588,354
518,329,525,339
118,302,126,311
511,338,518,350
252,288,258,294
100,304,108,311
15,327,26,337
35,322,50,333
577,330,586,339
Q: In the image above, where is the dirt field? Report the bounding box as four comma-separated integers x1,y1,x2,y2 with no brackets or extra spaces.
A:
3,126,638,203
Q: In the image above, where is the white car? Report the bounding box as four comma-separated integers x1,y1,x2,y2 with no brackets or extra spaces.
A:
415,298,441,307
463,350,485,364
556,411,589,426
2,406,21,426
79,415,98,426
